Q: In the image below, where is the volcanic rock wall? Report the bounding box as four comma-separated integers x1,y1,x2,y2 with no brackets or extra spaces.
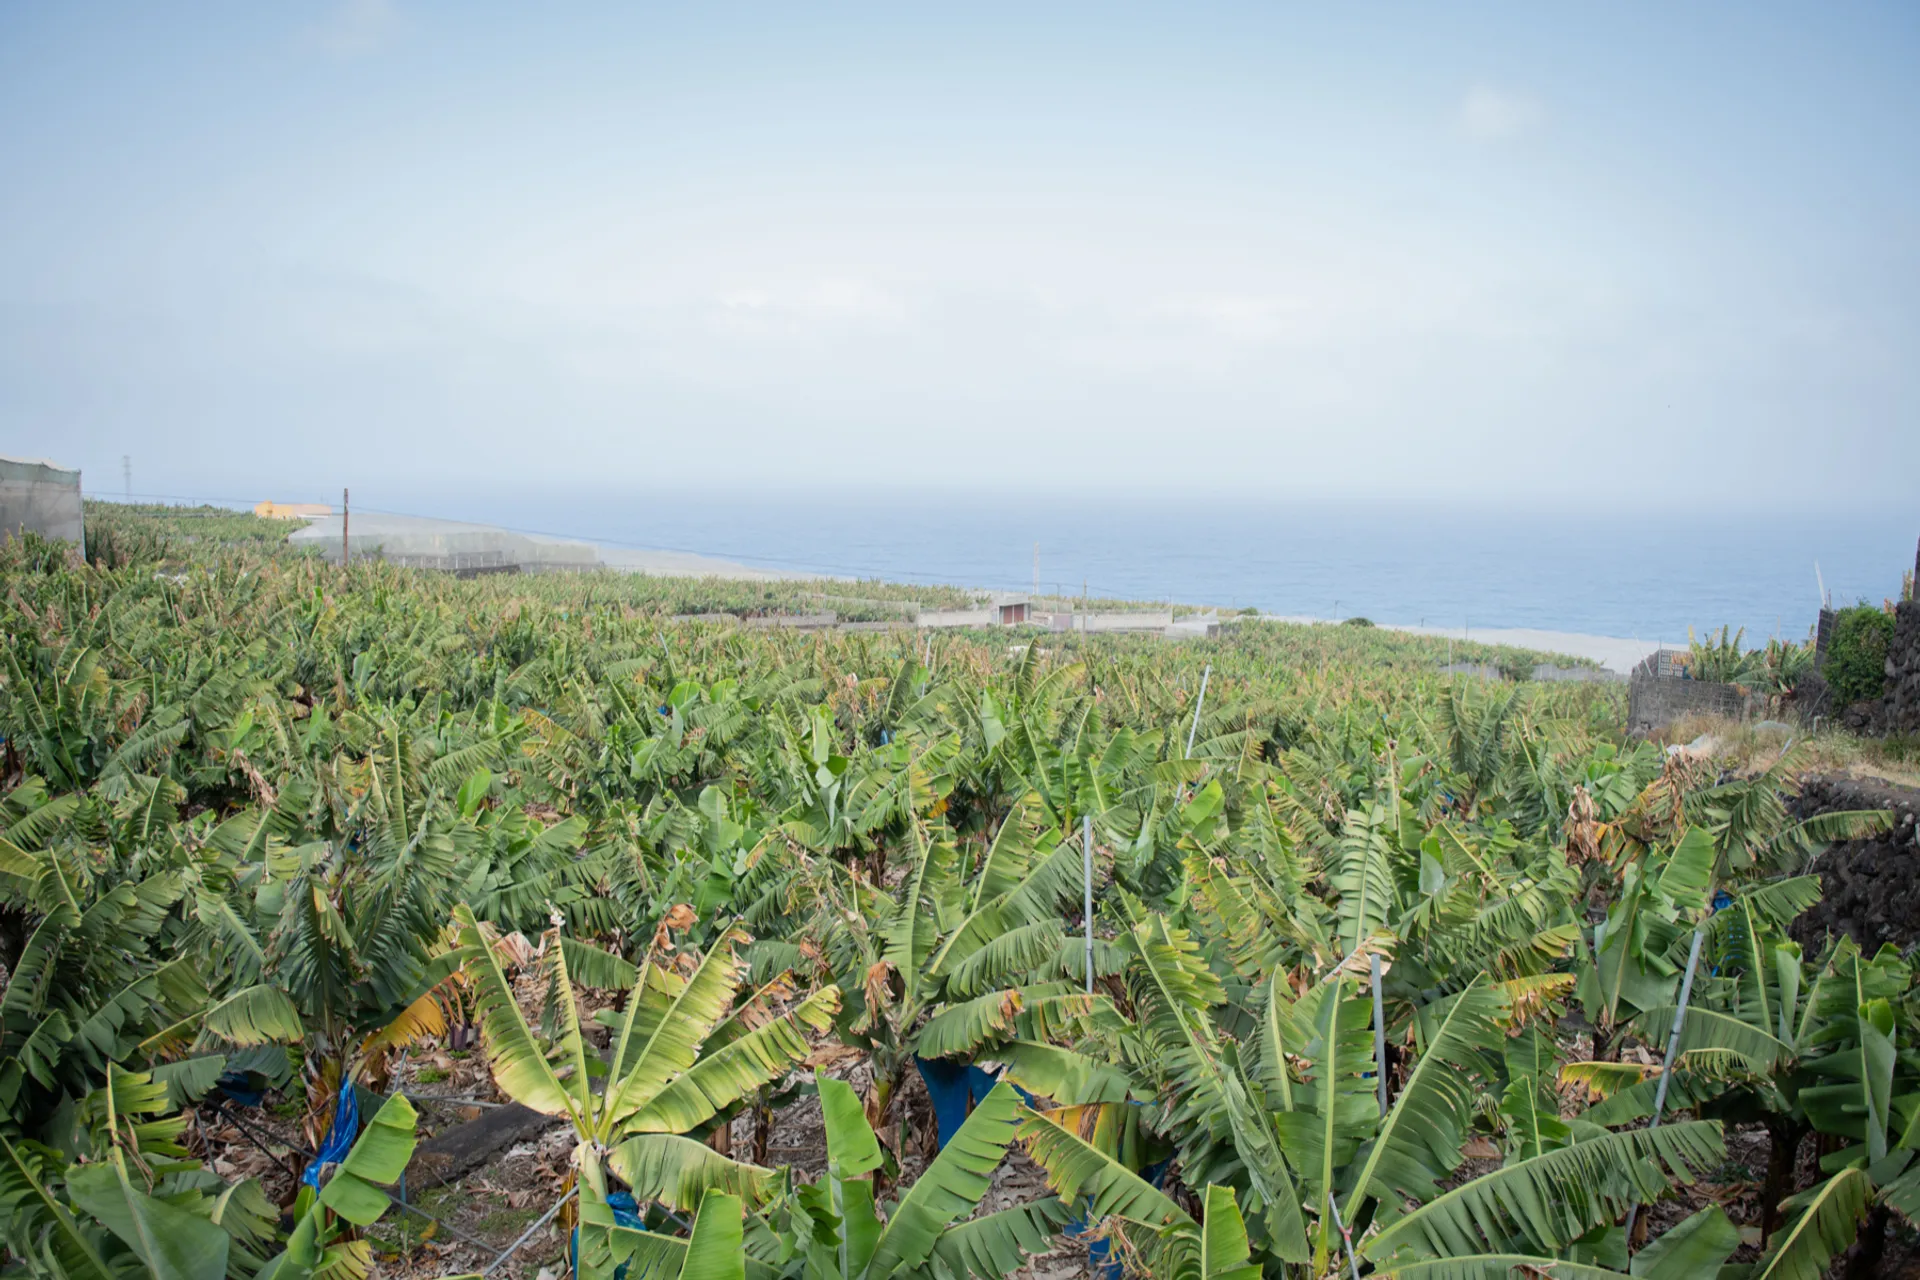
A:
1789,774,1920,951
1883,601,1920,736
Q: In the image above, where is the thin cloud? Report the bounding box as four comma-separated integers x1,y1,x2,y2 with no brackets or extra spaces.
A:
1455,83,1543,141
311,0,403,56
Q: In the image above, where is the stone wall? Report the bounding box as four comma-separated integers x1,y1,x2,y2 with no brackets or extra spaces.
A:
1789,774,1920,951
1882,601,1920,736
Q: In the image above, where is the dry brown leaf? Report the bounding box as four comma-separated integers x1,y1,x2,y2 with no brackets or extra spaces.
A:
804,1042,865,1070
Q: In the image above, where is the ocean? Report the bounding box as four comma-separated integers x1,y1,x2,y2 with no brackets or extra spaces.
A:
406,491,1913,646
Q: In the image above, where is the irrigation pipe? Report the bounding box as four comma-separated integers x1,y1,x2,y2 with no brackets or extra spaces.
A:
212,1101,497,1255
214,1102,310,1180
384,1189,499,1253
483,1186,574,1276
1623,926,1705,1243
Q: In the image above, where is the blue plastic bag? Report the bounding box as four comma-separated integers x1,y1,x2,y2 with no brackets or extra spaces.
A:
300,1074,360,1189
572,1191,645,1280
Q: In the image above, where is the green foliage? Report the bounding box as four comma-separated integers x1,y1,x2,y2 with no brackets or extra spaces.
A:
1686,625,1760,685
1826,603,1896,707
1,501,1903,1279
1759,636,1815,698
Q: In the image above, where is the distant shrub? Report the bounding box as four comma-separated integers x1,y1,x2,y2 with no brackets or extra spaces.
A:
1343,616,1375,627
1498,655,1536,683
1826,604,1895,708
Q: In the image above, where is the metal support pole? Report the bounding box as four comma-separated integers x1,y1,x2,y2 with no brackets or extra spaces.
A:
341,488,350,567
1624,926,1705,1242
1327,1190,1364,1280
1083,815,1095,994
1371,952,1389,1117
1185,664,1211,759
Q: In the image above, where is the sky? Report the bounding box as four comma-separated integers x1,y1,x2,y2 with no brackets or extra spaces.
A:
2,2,1917,512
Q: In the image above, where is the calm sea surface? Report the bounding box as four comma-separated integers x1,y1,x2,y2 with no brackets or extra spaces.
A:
406,491,1913,646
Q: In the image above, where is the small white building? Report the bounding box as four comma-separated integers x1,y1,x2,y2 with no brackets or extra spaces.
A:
989,593,1032,625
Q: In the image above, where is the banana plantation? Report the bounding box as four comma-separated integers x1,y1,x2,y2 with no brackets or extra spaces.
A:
1,511,1913,1280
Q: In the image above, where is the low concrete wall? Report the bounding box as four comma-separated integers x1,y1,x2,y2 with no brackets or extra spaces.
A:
1043,611,1176,634
739,612,837,630
0,456,84,545
1164,616,1222,639
919,609,992,628
1790,775,1920,951
1626,651,1755,737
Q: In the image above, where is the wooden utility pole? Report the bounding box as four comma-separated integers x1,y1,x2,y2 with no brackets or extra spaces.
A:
342,488,350,566
1032,543,1039,600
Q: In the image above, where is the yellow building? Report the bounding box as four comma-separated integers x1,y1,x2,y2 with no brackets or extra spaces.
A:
254,500,332,520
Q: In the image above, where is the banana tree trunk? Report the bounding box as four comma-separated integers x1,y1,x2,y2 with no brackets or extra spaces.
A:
865,1068,898,1199
1844,1203,1888,1280
752,1102,772,1166
1760,1117,1803,1240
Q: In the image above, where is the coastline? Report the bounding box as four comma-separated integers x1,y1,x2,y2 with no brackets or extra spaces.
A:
1263,615,1669,675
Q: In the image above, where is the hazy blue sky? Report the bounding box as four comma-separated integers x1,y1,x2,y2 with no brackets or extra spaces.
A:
3,2,1917,510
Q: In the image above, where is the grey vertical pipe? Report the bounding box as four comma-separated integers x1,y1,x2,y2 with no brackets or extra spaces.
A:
1624,926,1705,1241
1082,815,1095,994
1185,663,1212,759
1371,952,1389,1117
1326,1190,1364,1280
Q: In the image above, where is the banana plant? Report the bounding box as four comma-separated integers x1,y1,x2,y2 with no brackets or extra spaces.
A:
0,783,302,1132
578,1187,748,1280
810,798,1120,1144
450,903,838,1214
1021,902,1731,1278
1563,875,1822,1232
257,1093,419,1280
586,1070,1070,1280
1575,827,1719,1059
1566,921,1920,1278
0,1065,279,1280
1683,742,1891,877
790,1072,1068,1280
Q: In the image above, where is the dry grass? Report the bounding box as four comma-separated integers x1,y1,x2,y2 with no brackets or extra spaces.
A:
1652,712,1920,789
